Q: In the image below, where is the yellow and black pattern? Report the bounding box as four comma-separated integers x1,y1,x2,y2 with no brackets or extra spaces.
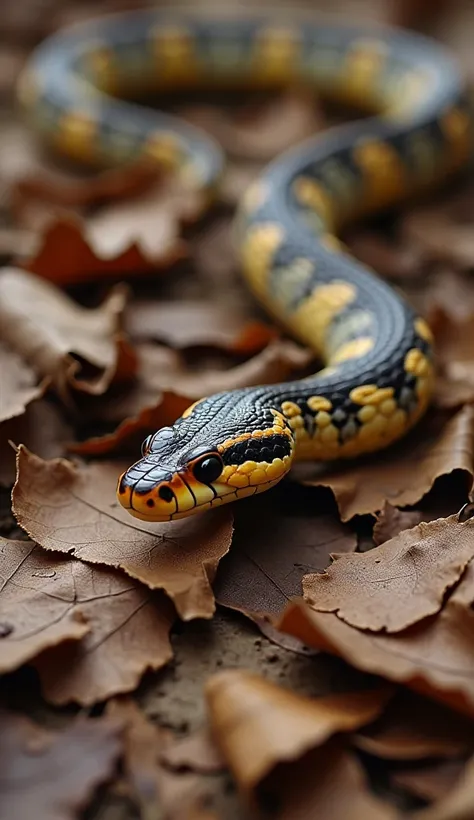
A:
18,9,472,521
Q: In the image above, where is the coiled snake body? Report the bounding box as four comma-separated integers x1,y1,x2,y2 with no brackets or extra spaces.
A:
19,9,472,521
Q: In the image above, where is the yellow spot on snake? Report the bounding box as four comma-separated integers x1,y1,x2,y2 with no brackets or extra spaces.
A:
357,405,376,423
414,317,434,344
353,139,406,206
315,411,332,428
289,415,305,430
252,26,300,83
338,40,388,109
143,131,183,168
152,25,200,85
55,113,97,161
240,222,284,299
307,395,332,412
350,384,394,406
331,336,374,363
293,177,333,225
87,46,117,94
405,348,430,377
281,401,301,418
290,281,357,352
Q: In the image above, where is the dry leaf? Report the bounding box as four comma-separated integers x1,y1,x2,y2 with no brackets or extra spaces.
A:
263,741,397,820
414,753,474,820
302,514,474,633
160,726,225,774
181,91,323,161
21,176,200,284
0,268,134,398
107,698,212,820
71,340,312,456
392,761,464,804
0,537,89,674
353,690,474,760
126,299,277,354
296,406,474,521
12,447,234,620
214,486,356,627
0,398,73,486
0,710,123,820
279,560,474,717
373,503,424,546
0,340,47,423
205,668,392,796
0,535,174,704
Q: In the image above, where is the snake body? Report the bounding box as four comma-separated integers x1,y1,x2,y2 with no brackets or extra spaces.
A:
18,9,472,521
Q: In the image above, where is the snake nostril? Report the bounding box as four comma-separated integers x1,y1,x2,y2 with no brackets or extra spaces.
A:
158,485,175,503
146,498,155,507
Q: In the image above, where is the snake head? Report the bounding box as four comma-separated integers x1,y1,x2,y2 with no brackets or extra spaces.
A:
116,401,294,522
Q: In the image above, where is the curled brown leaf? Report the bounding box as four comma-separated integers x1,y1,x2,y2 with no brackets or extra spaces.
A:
279,559,474,717
0,268,134,398
0,340,47,423
302,514,474,633
205,668,392,797
12,447,234,620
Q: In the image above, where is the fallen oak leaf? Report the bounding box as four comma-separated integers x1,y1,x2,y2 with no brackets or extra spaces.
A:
107,698,213,820
278,560,474,718
294,405,474,521
373,502,424,546
353,690,474,760
12,447,234,620
0,536,174,704
204,668,393,798
0,340,48,423
0,537,89,674
0,268,134,398
302,514,474,633
0,710,123,820
126,299,278,355
214,485,356,639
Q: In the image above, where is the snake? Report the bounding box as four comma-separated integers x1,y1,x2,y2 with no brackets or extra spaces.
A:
18,8,472,522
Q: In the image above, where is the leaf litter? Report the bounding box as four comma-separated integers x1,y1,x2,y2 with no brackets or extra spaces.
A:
4,2,474,818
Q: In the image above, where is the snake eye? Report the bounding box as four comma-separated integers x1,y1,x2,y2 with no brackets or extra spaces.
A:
193,454,223,484
141,434,153,456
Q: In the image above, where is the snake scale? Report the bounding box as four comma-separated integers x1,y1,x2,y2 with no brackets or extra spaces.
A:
18,8,472,521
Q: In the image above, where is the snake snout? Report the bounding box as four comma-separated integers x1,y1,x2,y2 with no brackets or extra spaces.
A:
117,462,177,520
